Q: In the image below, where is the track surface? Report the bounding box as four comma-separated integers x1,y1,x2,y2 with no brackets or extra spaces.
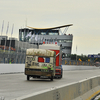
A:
0,69,100,100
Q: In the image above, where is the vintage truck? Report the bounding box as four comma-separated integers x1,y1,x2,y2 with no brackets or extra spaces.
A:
24,48,56,81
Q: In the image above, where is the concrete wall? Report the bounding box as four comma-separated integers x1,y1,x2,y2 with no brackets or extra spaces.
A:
0,64,25,74
63,65,100,70
11,76,100,100
0,64,99,74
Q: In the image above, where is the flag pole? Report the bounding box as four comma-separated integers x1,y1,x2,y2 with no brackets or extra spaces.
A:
25,29,27,52
27,29,29,49
21,27,24,53
17,27,21,53
16,30,20,63
9,24,14,52
4,22,9,52
1,20,4,36
23,28,26,53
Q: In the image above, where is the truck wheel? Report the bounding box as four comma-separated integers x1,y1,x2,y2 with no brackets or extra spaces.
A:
37,76,40,78
50,76,53,81
60,75,62,78
27,75,30,80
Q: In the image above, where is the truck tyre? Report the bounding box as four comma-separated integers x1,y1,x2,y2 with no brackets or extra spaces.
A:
60,75,62,78
27,75,30,80
50,76,53,81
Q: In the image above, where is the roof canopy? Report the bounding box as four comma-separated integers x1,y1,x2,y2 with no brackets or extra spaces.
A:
27,24,73,30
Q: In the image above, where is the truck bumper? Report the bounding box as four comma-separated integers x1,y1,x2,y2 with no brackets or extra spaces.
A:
25,68,54,77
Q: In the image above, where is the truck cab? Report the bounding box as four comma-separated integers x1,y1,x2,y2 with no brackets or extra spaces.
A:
39,44,63,79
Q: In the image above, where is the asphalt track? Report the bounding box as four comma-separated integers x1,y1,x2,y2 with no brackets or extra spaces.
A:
0,69,100,100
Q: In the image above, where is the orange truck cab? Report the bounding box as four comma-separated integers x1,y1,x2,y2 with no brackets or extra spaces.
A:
39,44,63,78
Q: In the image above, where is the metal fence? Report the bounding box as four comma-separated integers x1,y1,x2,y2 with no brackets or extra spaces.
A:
0,51,26,64
0,44,38,64
0,50,94,65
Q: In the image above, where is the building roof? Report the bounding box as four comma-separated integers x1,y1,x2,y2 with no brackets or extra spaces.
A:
27,24,73,30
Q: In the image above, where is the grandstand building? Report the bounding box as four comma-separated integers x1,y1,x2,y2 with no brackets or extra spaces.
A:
19,24,73,60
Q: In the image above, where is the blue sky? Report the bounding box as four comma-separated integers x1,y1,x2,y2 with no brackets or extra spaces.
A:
0,0,100,55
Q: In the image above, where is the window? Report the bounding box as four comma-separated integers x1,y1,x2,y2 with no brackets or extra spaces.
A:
67,40,72,42
62,46,71,50
58,39,72,43
49,32,58,35
64,40,67,43
38,57,50,63
62,53,65,58
62,53,71,58
38,57,44,62
41,32,46,35
45,57,50,63
22,32,24,41
65,54,71,58
58,40,62,43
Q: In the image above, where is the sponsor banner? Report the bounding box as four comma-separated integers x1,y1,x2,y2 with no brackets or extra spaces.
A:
88,55,100,58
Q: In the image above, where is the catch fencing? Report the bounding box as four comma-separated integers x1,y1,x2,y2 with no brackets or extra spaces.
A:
0,50,94,65
0,51,26,64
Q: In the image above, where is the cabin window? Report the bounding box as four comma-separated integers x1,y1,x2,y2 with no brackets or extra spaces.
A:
38,57,50,63
38,57,44,62
45,57,50,63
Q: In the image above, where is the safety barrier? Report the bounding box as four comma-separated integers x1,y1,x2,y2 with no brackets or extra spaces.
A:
0,64,99,74
62,60,94,66
0,64,25,74
62,65,100,71
12,76,100,100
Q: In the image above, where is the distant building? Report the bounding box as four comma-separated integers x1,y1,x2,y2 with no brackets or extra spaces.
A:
0,36,37,52
19,24,73,60
0,36,37,63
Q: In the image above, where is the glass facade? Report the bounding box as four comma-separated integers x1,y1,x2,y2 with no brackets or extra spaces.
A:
19,29,31,42
19,29,59,42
